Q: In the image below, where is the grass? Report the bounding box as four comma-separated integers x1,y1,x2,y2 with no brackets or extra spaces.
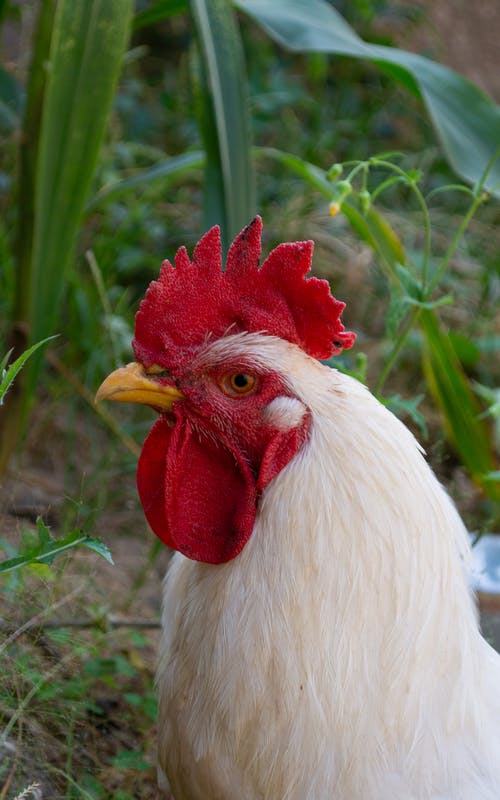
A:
0,405,167,798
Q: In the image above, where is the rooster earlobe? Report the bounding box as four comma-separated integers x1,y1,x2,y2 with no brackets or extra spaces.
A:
193,225,222,274
225,215,262,278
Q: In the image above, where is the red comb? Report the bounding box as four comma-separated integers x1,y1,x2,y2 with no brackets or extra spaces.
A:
132,216,355,368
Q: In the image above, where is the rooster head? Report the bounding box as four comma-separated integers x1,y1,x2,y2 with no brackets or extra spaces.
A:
96,217,354,563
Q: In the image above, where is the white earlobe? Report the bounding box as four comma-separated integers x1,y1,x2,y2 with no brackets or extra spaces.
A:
262,396,308,431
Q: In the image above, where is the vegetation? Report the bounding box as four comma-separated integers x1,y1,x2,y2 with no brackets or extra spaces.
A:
1,0,499,796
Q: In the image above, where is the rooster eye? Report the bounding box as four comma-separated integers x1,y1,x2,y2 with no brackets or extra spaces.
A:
221,373,257,397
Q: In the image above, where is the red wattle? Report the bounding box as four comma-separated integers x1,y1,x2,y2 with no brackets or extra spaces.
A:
137,412,257,564
137,408,311,564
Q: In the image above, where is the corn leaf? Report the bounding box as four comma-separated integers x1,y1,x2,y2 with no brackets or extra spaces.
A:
190,0,255,248
420,309,499,500
235,0,500,196
29,0,132,348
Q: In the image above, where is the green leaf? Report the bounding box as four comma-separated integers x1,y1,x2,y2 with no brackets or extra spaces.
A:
0,526,114,574
191,0,255,248
254,148,407,284
386,292,409,339
341,352,368,384
0,349,13,376
419,308,499,500
133,0,188,30
110,750,151,771
29,0,133,347
395,262,422,301
36,515,52,548
235,0,500,195
87,150,204,211
383,393,428,438
81,537,114,565
476,335,500,355
0,336,56,404
0,65,22,132
484,471,500,482
448,332,481,368
255,146,333,197
405,295,454,310
341,201,406,282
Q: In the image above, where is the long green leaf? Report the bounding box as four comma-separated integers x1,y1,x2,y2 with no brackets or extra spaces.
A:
0,336,56,404
235,0,500,196
420,309,499,500
0,525,114,575
133,0,188,30
29,0,132,347
86,150,205,211
190,0,255,248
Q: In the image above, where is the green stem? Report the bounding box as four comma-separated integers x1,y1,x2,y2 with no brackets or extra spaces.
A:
426,191,486,296
371,158,432,287
375,307,421,395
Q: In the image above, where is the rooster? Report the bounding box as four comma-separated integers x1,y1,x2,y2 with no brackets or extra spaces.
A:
97,217,500,799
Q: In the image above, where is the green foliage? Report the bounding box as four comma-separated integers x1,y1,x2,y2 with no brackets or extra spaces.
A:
234,0,500,195
0,337,56,405
421,309,498,498
257,147,499,498
191,0,255,247
335,157,499,500
133,0,188,30
0,517,113,575
27,0,133,351
0,0,133,472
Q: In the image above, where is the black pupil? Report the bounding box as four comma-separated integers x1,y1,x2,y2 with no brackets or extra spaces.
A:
233,374,249,389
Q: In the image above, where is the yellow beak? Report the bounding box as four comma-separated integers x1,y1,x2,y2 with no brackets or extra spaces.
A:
95,362,184,410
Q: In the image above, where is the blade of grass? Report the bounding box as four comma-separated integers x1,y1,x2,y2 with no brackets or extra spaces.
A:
0,336,56,404
86,150,204,211
420,309,499,501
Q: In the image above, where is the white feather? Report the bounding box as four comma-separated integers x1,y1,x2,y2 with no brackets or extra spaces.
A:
157,333,500,799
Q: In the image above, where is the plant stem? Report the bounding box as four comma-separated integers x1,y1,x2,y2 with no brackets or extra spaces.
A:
426,191,486,295
370,157,432,286
375,307,420,395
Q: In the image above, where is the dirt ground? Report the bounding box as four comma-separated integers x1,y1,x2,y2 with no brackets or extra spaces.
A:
395,0,500,101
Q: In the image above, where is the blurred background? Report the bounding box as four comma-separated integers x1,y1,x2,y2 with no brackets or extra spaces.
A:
0,1,499,797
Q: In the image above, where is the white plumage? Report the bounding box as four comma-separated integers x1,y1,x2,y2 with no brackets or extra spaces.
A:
156,333,500,799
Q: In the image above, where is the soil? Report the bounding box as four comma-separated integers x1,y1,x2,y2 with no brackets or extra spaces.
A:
393,0,500,101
